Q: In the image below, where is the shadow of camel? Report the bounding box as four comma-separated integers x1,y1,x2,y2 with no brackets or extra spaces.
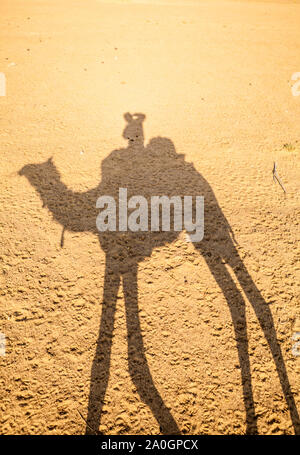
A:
19,113,300,435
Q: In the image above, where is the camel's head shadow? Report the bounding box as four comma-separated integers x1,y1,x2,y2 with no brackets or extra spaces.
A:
19,157,57,185
19,156,98,235
18,157,64,212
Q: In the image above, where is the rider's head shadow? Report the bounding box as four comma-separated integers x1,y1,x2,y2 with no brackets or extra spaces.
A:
18,113,300,435
123,112,145,148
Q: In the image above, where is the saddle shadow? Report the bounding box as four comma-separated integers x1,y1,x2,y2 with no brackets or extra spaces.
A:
19,113,300,435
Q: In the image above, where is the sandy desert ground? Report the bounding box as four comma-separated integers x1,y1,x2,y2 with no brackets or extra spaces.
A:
0,0,300,435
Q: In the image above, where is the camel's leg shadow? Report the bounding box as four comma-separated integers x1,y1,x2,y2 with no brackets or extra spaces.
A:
229,251,300,434
123,264,180,434
86,258,180,435
196,240,300,434
85,259,120,434
202,250,258,434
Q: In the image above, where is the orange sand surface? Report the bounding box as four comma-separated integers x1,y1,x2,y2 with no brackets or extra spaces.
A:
0,0,300,435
